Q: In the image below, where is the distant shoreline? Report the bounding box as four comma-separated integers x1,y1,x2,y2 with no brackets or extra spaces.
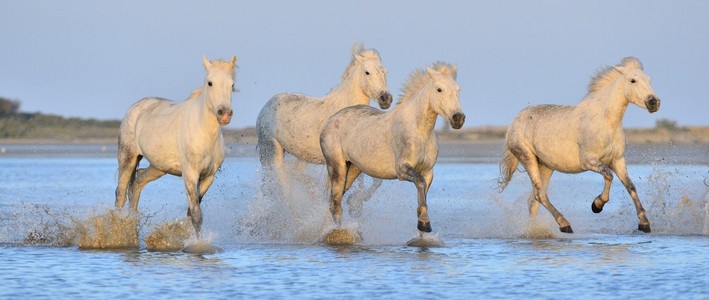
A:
1,126,708,145
1,139,706,165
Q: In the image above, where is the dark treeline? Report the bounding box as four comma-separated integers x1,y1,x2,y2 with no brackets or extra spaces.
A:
0,97,120,139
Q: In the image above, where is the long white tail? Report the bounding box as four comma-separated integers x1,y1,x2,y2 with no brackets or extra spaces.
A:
497,148,519,192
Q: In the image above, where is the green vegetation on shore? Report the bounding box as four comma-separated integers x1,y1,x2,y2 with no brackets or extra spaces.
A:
1,97,707,144
1,97,120,140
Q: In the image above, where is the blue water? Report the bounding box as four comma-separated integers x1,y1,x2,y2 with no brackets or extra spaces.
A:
1,147,708,298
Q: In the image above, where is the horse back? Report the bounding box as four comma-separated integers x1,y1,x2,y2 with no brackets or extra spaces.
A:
260,93,340,164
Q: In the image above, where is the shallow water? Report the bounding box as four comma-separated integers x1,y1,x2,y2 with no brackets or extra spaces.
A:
1,147,708,298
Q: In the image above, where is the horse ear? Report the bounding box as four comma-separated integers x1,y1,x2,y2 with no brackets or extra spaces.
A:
354,52,365,63
426,66,438,76
203,55,212,69
230,55,238,67
613,66,626,75
451,64,458,79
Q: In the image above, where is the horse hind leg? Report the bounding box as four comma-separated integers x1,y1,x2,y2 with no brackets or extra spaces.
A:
115,146,141,209
530,165,553,216
259,138,290,198
519,152,573,233
128,165,166,213
325,160,349,226
343,167,370,217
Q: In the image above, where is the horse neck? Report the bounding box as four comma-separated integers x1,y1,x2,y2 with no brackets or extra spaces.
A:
323,74,369,108
187,92,222,138
597,80,630,128
394,91,438,136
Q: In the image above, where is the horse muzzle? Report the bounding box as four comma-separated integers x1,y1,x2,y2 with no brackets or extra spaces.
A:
450,112,466,129
645,95,660,113
217,108,233,126
377,92,393,110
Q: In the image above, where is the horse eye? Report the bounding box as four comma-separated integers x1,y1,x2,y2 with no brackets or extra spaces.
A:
365,71,370,75
437,88,443,93
208,81,213,87
630,79,636,84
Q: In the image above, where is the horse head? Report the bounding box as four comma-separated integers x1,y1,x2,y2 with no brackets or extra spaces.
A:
352,46,392,109
426,63,465,129
202,55,237,125
614,57,660,113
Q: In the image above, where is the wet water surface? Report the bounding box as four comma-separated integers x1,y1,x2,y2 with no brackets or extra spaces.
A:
1,147,707,298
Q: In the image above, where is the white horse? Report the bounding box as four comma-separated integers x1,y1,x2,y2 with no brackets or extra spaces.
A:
320,63,465,233
498,57,660,233
115,55,237,238
256,44,392,209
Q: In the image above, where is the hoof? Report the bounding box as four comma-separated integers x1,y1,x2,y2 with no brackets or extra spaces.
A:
417,221,432,233
559,225,574,233
591,200,603,213
638,223,651,233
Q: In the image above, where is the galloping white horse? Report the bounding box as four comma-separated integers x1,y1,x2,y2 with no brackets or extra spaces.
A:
115,55,237,238
320,63,465,233
499,57,660,233
256,44,392,205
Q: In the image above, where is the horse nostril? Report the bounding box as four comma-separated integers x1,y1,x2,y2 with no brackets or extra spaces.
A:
217,108,233,117
451,112,466,129
379,92,393,109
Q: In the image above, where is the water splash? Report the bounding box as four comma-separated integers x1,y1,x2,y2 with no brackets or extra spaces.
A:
144,218,193,252
235,164,332,244
645,168,709,235
19,203,77,247
74,210,139,249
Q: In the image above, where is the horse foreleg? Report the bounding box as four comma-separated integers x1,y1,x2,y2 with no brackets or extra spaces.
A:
585,160,614,214
128,165,165,213
398,163,431,233
187,173,216,219
520,153,572,233
183,174,203,239
611,158,651,233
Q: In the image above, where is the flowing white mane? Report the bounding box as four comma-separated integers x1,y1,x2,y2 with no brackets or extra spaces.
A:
398,62,457,104
587,57,643,94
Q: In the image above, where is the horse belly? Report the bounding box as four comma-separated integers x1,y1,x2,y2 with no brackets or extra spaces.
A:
533,141,584,173
279,133,325,163
348,149,398,180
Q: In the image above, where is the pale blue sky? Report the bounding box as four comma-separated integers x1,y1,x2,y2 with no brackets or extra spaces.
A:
1,1,707,128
